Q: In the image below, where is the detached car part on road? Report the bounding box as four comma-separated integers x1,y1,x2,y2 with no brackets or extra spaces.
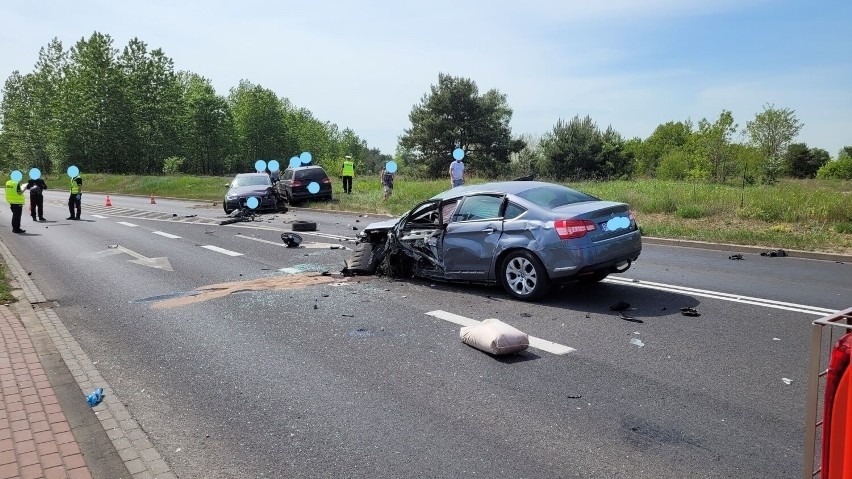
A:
345,180,642,300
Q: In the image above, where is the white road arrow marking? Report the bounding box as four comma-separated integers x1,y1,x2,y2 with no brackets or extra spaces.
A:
85,245,173,271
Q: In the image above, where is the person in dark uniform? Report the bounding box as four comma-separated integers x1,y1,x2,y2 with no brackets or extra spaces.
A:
27,177,48,221
5,176,31,233
68,174,82,220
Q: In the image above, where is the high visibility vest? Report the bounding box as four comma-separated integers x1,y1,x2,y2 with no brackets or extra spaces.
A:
70,177,81,194
5,180,25,205
342,160,355,177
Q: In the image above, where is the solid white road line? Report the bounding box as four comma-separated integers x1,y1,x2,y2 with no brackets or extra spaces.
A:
91,214,108,219
604,276,837,316
425,310,576,355
152,231,181,239
116,221,138,227
235,235,348,250
200,245,243,257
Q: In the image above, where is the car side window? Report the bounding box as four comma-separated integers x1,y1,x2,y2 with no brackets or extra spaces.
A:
503,202,526,220
452,195,503,222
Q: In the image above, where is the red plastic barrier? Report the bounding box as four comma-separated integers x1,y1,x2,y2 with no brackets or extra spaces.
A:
823,332,852,478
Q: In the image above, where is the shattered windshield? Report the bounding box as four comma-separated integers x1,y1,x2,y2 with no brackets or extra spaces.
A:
515,185,597,209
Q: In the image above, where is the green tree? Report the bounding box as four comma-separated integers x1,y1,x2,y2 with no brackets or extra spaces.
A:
817,155,852,180
399,73,523,178
784,143,830,178
744,103,803,183
538,115,629,180
179,73,234,174
694,110,737,182
229,80,290,170
632,120,693,177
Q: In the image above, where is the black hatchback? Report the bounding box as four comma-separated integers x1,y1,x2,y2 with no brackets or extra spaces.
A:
276,165,333,203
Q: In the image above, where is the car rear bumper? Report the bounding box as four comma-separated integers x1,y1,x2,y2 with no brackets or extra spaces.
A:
542,230,642,279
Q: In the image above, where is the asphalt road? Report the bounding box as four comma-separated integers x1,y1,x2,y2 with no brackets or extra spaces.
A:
2,191,849,478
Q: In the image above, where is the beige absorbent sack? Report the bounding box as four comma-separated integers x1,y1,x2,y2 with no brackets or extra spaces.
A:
460,318,529,355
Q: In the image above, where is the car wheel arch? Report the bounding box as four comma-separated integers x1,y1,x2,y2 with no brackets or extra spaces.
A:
497,248,551,300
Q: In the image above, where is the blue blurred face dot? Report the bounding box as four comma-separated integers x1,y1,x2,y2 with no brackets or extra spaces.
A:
67,165,80,178
300,152,312,164
255,160,267,172
247,197,260,209
453,148,465,161
386,161,398,174
10,170,23,182
307,182,320,194
268,160,280,172
29,168,42,180
289,157,301,168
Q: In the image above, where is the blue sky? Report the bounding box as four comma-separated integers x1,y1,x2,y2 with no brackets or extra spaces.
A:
2,0,850,157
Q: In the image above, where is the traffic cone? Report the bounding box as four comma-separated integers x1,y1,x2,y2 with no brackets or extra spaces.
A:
150,193,156,204
105,195,112,207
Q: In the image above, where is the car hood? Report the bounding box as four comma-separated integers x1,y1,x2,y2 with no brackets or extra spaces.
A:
363,217,401,232
227,185,270,197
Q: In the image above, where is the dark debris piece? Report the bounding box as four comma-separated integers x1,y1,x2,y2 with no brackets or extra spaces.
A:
609,301,631,312
760,249,787,257
680,307,701,317
619,312,644,323
728,254,744,260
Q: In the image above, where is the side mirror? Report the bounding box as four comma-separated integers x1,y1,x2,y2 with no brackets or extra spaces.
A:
225,183,231,188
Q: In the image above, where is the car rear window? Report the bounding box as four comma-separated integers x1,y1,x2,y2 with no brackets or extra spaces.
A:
515,185,597,209
233,175,271,187
295,168,328,180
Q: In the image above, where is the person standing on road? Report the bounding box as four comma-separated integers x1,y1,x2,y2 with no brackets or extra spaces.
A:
5,176,31,233
449,157,464,188
67,174,82,220
341,155,355,194
27,177,47,221
381,163,395,200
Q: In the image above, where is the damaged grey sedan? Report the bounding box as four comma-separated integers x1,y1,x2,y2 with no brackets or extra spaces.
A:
346,181,642,301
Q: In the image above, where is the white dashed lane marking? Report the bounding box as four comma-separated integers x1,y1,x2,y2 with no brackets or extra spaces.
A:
152,231,181,239
116,221,138,227
425,310,575,355
91,214,108,219
201,245,243,257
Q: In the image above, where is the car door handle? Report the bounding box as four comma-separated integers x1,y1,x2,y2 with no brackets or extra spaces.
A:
481,227,495,234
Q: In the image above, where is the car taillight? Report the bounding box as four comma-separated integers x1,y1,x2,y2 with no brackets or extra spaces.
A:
554,219,596,239
291,180,302,187
822,332,852,477
321,177,330,184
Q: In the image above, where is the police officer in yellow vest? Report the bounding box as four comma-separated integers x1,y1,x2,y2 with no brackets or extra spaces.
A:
68,174,82,220
5,176,31,234
341,155,355,194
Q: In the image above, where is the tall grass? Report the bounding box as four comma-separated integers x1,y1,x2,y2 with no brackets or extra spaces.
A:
43,173,852,254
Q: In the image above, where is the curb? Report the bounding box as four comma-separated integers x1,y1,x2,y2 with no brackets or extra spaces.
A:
0,237,176,479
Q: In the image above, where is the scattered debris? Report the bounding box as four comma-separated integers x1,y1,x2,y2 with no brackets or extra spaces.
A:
585,313,591,318
760,249,787,257
610,301,631,311
773,337,781,341
728,254,744,260
567,394,583,399
630,338,645,348
460,318,529,355
342,314,355,317
781,377,792,385
313,304,318,309
620,312,644,323
185,214,197,218
352,226,358,231
280,233,303,248
520,312,532,317
680,307,700,317
292,220,317,232
86,388,105,407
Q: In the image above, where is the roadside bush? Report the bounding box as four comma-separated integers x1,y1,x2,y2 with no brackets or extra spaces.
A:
163,156,186,175
817,156,852,180
675,205,704,219
835,221,852,234
644,196,677,214
736,206,780,222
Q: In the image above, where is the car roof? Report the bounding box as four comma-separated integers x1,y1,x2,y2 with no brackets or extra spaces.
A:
286,165,325,171
430,181,566,199
235,173,268,177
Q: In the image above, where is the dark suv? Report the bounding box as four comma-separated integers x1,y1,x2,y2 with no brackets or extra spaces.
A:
276,165,333,203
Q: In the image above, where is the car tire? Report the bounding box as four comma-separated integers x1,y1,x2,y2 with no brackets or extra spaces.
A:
500,250,550,301
291,220,317,232
223,201,233,214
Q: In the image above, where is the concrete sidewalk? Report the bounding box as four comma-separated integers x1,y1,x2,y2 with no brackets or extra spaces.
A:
0,235,175,479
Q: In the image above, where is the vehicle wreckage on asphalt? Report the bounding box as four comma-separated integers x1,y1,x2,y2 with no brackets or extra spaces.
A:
345,180,642,300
